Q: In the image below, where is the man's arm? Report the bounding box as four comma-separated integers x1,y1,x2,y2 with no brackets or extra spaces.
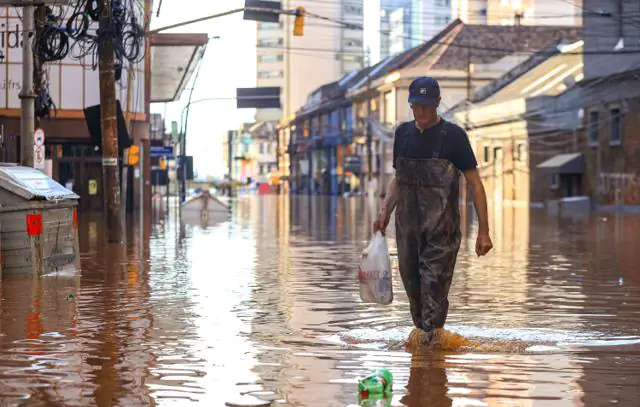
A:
463,169,489,236
381,175,397,216
373,175,397,235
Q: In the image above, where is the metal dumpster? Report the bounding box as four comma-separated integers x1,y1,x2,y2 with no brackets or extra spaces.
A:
0,164,80,275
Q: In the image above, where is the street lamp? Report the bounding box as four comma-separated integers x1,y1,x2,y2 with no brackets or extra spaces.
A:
177,35,221,203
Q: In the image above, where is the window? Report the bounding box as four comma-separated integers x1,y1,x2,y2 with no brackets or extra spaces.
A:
258,38,283,46
258,70,283,78
493,147,503,163
345,5,363,15
483,145,490,163
344,39,363,48
516,143,525,162
588,110,599,145
258,22,282,30
258,54,283,63
610,107,622,145
342,54,363,64
383,91,394,125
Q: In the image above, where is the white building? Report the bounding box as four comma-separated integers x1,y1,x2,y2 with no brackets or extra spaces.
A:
256,0,365,123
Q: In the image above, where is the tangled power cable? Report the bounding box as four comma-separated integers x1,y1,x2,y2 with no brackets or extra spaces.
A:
32,0,146,118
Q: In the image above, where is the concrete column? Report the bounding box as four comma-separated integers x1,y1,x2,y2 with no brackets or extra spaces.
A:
308,151,314,195
379,140,387,197
329,147,338,196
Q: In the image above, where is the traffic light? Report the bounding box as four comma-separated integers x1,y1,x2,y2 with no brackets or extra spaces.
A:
159,158,167,171
293,6,305,36
125,145,140,166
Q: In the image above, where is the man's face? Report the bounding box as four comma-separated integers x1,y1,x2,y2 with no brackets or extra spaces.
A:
410,98,440,126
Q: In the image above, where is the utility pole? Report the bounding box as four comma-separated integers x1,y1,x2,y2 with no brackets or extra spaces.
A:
98,0,124,243
365,47,373,195
285,0,291,119
20,4,35,167
514,12,523,26
34,5,45,130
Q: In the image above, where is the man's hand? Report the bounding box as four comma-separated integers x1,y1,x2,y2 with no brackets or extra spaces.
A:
463,169,492,257
475,232,493,257
372,206,391,236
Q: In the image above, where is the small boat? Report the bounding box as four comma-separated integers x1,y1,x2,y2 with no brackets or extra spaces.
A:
180,190,230,226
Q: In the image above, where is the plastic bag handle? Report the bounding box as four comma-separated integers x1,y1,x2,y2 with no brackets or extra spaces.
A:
362,231,384,257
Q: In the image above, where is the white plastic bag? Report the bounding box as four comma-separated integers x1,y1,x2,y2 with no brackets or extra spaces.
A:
359,231,393,305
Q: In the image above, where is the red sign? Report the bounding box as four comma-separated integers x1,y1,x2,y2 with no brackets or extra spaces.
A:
358,266,381,281
72,209,78,230
258,183,270,194
27,214,43,236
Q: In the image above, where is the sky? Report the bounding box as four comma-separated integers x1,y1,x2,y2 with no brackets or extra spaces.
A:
149,0,257,179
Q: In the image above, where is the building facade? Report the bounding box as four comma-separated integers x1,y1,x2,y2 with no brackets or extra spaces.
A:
452,0,581,26
449,0,640,212
450,41,584,207
519,0,640,211
223,122,278,186
256,0,365,124
0,3,206,212
577,0,640,210
411,0,453,45
388,6,413,55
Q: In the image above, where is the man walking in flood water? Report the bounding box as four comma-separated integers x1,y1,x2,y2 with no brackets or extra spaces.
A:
373,76,493,345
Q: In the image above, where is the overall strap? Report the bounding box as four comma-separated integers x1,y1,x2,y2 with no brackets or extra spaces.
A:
432,120,447,159
401,123,412,157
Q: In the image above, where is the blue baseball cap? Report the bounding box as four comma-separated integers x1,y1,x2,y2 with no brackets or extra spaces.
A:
408,76,440,106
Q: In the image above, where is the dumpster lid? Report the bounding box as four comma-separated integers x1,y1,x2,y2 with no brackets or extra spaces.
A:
0,165,79,201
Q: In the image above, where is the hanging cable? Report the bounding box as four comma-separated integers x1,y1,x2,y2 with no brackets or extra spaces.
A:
33,0,146,68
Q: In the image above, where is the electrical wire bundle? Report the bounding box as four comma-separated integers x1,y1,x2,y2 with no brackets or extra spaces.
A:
34,0,146,77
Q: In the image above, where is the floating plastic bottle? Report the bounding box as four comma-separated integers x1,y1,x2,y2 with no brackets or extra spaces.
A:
358,368,393,400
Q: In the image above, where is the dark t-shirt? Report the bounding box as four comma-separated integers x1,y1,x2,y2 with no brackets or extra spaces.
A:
392,119,478,173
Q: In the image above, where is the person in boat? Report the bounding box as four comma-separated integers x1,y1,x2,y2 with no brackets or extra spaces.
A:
373,76,493,345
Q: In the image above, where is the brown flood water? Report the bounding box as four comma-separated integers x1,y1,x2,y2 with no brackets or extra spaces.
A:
1,195,639,406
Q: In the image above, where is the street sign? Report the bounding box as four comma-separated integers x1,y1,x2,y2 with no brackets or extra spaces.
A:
244,0,281,23
344,156,361,174
171,121,179,141
34,145,45,170
150,146,174,158
88,180,98,196
34,128,45,147
236,87,281,109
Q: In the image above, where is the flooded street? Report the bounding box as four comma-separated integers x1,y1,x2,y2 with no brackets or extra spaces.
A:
1,195,639,406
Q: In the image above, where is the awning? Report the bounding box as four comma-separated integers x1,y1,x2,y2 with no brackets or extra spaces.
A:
536,152,585,175
150,33,209,103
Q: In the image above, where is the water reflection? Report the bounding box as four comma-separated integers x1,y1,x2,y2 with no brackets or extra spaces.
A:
400,354,450,407
0,197,638,405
